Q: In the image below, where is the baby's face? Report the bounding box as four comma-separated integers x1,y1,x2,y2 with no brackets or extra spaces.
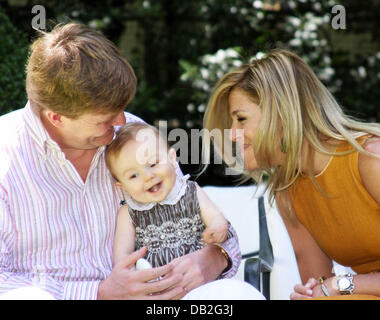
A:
112,135,177,204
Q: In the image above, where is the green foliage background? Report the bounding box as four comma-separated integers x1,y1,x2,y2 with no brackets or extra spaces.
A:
0,0,379,184
0,6,28,114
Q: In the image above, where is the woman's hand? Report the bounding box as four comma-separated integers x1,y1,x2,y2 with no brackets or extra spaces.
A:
290,278,318,300
291,276,341,299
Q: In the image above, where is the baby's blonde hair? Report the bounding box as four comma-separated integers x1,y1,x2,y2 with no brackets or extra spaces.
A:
106,122,167,181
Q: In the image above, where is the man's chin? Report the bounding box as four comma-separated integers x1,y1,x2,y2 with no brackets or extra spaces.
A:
95,132,115,146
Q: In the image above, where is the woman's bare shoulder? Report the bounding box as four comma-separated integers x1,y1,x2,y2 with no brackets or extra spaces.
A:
358,136,380,206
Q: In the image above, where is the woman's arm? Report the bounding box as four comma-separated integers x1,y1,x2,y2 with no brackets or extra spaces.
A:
275,192,334,285
286,137,380,298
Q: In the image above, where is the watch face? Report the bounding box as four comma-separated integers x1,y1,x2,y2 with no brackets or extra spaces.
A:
338,278,350,290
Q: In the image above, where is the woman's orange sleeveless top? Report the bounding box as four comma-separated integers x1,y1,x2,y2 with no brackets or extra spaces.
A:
290,139,380,274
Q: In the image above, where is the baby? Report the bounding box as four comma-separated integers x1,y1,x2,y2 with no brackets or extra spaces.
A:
105,122,230,269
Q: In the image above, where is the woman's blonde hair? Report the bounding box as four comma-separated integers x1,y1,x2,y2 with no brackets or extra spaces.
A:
26,22,136,118
203,49,380,205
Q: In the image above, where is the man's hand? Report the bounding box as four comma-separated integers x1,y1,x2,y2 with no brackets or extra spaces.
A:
168,245,228,299
97,247,184,300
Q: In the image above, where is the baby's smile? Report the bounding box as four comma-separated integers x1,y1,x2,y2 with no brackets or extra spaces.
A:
147,181,162,193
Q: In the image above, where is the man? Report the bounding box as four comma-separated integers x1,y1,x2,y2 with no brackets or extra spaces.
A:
0,23,241,299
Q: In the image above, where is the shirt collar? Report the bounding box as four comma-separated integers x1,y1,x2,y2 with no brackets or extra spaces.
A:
24,101,107,161
24,101,58,155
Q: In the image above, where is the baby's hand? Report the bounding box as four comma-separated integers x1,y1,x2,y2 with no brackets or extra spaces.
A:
202,218,229,244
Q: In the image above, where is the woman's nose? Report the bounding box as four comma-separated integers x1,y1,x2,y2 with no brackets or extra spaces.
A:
229,127,237,142
229,127,244,143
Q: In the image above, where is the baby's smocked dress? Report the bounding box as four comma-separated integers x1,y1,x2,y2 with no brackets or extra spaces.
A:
121,173,265,300
126,179,206,268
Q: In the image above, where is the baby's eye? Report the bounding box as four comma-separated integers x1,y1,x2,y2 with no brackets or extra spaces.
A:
150,158,160,167
129,173,138,179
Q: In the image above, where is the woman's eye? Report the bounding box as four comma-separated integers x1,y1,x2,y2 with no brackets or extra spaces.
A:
237,117,246,122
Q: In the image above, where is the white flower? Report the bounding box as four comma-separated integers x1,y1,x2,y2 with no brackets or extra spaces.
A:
288,17,301,27
187,103,195,112
225,48,239,58
253,1,263,9
197,104,206,113
255,52,265,59
200,68,209,79
289,38,302,46
358,66,367,78
216,49,226,63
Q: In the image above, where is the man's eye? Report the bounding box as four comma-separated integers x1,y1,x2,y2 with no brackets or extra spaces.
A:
237,117,246,122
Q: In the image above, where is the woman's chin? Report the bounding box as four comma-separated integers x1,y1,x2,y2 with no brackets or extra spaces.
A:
243,159,259,171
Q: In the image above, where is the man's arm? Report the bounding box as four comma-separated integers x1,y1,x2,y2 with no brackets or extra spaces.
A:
0,187,103,300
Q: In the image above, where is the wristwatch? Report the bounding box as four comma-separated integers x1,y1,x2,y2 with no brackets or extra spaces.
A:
336,274,355,295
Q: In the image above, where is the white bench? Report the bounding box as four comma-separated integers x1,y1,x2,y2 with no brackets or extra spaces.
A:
203,185,301,300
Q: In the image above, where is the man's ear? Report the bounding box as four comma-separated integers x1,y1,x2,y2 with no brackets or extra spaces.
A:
44,110,64,128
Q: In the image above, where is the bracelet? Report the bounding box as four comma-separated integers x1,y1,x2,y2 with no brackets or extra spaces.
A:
318,276,330,297
218,246,232,272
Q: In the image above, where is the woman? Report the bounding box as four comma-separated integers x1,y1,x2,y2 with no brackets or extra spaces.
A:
203,49,380,299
